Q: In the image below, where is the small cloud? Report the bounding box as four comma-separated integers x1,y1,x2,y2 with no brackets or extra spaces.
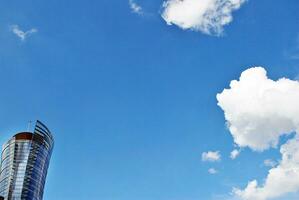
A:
208,168,218,174
263,159,277,168
161,0,247,36
10,24,37,41
202,151,221,162
230,149,241,160
129,0,143,15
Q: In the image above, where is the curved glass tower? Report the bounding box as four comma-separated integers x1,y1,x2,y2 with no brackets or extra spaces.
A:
0,121,54,200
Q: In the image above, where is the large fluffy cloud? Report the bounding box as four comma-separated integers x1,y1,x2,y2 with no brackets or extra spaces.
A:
161,0,246,35
217,67,299,200
217,67,299,151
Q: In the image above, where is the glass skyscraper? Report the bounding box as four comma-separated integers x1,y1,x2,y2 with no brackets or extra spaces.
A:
0,121,54,200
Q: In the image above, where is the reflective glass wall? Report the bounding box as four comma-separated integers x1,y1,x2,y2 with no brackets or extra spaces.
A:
0,121,54,200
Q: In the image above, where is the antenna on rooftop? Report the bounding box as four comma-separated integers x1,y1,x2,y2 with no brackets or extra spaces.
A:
27,120,32,132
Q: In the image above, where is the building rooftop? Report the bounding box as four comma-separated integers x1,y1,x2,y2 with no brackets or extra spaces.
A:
14,132,33,140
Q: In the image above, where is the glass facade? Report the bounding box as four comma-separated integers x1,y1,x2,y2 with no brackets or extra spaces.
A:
0,121,54,200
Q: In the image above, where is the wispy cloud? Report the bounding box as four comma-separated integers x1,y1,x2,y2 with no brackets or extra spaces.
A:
161,0,247,36
129,0,143,15
202,151,221,162
285,34,299,60
208,168,218,174
10,25,38,41
263,159,277,168
230,149,240,160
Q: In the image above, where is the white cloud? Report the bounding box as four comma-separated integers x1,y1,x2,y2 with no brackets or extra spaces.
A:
233,136,299,200
217,67,299,200
263,159,277,168
208,168,218,174
161,0,246,35
129,0,143,15
230,149,240,159
10,25,37,41
217,67,299,151
202,151,221,162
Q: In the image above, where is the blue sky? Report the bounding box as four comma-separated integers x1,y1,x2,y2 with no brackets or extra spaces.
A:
0,0,299,200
